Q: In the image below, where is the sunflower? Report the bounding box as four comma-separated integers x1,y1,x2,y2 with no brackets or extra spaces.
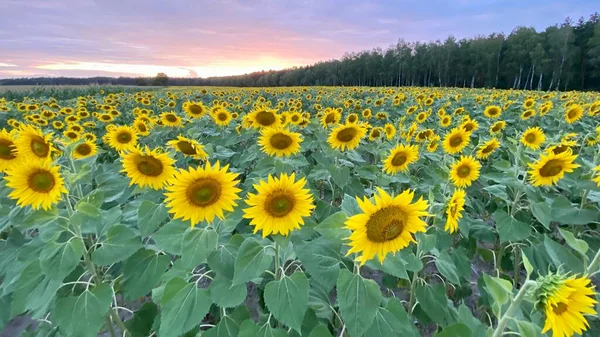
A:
483,105,502,119
449,156,481,187
13,124,56,161
62,130,81,142
384,123,396,140
476,138,500,159
416,112,428,123
243,173,315,237
427,136,440,152
520,127,546,150
445,189,466,234
443,127,470,154
164,161,241,227
258,128,302,158
133,120,150,136
212,109,232,126
72,140,98,160
320,108,341,128
523,98,535,109
290,112,303,125
362,108,372,119
105,125,138,152
4,160,67,210
183,101,207,118
121,147,176,190
383,144,419,174
490,121,506,134
248,106,280,129
167,135,208,160
528,150,579,186
460,120,478,133
160,112,183,127
440,115,452,127
98,114,114,123
565,104,583,124
327,123,367,151
52,121,65,130
345,188,429,264
593,165,600,187
369,127,383,141
521,109,536,120
537,274,597,337
0,129,18,172
346,113,359,124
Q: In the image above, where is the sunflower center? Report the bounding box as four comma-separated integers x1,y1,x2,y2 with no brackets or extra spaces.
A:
30,136,50,157
270,133,293,150
187,178,222,207
255,110,276,126
188,104,203,115
553,302,568,315
66,132,78,139
325,113,336,124
265,192,295,217
449,204,458,218
492,125,501,132
488,108,499,115
176,141,197,155
457,165,471,178
165,114,178,122
217,112,228,121
539,159,564,177
337,127,357,142
117,131,132,144
28,169,56,193
0,139,16,160
463,124,474,132
449,135,463,147
567,109,577,119
102,115,111,121
391,153,407,166
138,123,147,132
482,145,495,154
291,115,300,122
135,155,164,177
552,145,569,155
525,134,536,143
75,144,92,156
365,206,406,242
348,115,357,123
371,130,381,138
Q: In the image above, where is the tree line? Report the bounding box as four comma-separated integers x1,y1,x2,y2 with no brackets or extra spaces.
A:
2,13,600,91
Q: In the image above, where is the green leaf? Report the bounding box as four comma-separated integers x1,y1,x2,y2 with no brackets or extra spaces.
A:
483,274,513,317
159,279,211,337
138,200,168,236
530,201,551,229
314,212,349,241
558,228,589,256
125,302,159,337
11,261,62,317
434,323,472,337
366,251,410,280
366,298,419,337
207,235,242,280
208,274,247,308
336,269,382,337
435,251,461,284
264,272,309,333
20,208,59,229
203,307,249,337
415,283,450,326
341,194,361,216
494,210,531,242
237,320,288,337
544,236,584,274
92,225,142,265
75,201,100,218
329,165,350,188
233,238,272,285
522,251,534,279
294,237,341,288
53,283,113,337
40,236,84,280
550,196,599,225
308,279,333,320
122,249,170,301
152,219,188,255
181,227,218,268
516,320,542,337
483,185,509,201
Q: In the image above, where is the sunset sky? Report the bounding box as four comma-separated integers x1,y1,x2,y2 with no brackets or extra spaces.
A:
1,0,597,78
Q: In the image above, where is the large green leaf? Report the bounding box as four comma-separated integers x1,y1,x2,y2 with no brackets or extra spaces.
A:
366,298,419,337
53,283,113,337
91,224,142,265
483,274,513,318
336,269,382,337
294,237,341,288
181,227,218,268
435,251,461,285
207,235,243,280
122,249,170,301
152,219,189,255
40,235,84,280
558,228,589,256
232,238,272,285
159,278,212,337
208,274,247,308
434,323,472,337
202,307,250,337
550,196,599,225
415,283,450,326
125,302,159,337
264,272,309,333
314,211,349,241
530,201,552,229
11,261,62,317
494,210,531,242
138,200,169,236
544,236,584,274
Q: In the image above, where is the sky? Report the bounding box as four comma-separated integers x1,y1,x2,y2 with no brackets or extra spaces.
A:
0,0,597,78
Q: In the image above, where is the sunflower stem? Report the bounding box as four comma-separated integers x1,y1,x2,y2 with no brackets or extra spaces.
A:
586,249,600,276
491,280,536,337
274,242,281,281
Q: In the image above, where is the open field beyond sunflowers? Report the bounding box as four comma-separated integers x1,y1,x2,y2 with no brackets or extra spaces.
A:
0,86,599,337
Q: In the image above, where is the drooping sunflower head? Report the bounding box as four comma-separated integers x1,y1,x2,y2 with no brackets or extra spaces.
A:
0,129,18,172
383,144,419,174
160,112,183,127
258,128,302,158
528,150,579,187
105,125,138,152
369,127,384,141
13,124,56,161
164,161,241,227
243,173,315,237
384,123,396,140
167,135,208,160
565,104,583,124
443,127,470,155
345,188,429,264
72,140,98,160
490,121,506,134
476,138,500,160
520,127,546,150
521,109,536,120
121,146,176,190
445,189,466,234
327,123,367,151
449,155,481,188
183,101,207,118
4,159,67,210
427,136,440,152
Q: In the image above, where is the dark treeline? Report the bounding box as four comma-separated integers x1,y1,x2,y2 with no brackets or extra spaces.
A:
3,13,600,91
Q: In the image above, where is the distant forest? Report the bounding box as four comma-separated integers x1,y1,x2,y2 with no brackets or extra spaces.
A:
3,13,600,91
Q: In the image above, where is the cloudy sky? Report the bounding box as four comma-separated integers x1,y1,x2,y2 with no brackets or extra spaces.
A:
1,0,597,78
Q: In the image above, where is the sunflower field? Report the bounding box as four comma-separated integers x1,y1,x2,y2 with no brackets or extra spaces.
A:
0,86,599,337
